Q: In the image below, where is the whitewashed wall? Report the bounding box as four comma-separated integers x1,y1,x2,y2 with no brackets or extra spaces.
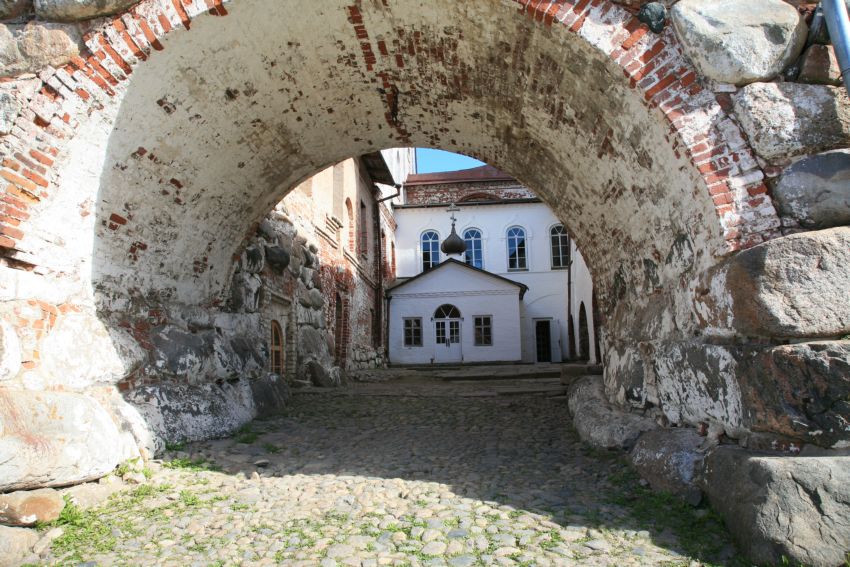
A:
387,263,522,365
393,202,596,363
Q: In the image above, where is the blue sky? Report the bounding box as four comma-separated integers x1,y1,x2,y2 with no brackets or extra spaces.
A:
415,149,485,173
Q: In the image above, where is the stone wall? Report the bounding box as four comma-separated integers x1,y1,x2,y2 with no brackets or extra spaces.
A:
601,0,850,457
0,1,848,564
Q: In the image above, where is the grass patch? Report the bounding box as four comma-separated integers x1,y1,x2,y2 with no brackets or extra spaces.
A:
162,457,221,472
164,441,186,452
41,487,166,563
234,424,260,444
262,442,281,453
179,490,200,507
605,463,746,567
538,528,564,551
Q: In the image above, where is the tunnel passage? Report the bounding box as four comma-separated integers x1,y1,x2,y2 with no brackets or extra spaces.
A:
1,0,848,513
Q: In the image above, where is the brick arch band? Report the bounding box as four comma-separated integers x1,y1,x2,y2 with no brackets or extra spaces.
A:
0,0,776,279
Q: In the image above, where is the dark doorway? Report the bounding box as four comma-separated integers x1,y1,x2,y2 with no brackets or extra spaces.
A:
578,302,590,362
535,320,552,363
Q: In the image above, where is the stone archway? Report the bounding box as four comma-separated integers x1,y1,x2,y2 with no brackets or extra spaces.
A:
0,1,848,564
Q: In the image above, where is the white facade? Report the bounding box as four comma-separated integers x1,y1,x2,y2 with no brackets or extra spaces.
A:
387,261,523,365
392,201,597,363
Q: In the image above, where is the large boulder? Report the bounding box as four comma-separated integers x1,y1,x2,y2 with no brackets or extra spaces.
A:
704,446,850,567
0,319,21,381
671,0,806,86
125,378,255,449
306,359,338,388
695,227,850,339
265,245,290,272
735,341,850,448
0,22,82,78
0,525,38,566
230,271,262,313
39,312,145,389
0,488,64,526
568,376,657,450
603,342,649,409
250,372,291,418
772,150,850,230
149,325,214,379
652,340,850,448
34,0,139,21
0,0,32,19
733,82,850,161
652,341,748,439
629,427,705,505
298,326,329,359
213,334,265,379
797,44,842,86
0,390,125,491
241,244,265,274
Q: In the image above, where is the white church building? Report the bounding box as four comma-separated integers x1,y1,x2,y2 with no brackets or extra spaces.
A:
387,165,597,365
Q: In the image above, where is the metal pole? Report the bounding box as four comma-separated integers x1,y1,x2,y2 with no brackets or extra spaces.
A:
823,0,850,93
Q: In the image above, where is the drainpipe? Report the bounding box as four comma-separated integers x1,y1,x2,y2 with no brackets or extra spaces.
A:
566,242,573,360
823,0,850,93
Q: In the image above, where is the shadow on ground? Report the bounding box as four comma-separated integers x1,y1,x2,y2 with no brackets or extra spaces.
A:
176,385,744,566
41,379,748,566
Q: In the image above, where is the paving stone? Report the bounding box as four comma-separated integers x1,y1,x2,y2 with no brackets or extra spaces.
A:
33,379,742,566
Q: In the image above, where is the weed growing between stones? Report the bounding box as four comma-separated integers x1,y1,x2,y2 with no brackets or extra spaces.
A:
604,460,747,567
233,423,261,444
162,457,222,472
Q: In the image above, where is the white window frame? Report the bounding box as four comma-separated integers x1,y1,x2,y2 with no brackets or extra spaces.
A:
550,224,570,270
463,227,484,269
403,317,423,347
420,230,440,272
473,315,493,346
506,226,528,272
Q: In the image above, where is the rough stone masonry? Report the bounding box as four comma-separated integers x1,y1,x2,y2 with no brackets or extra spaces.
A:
0,0,848,565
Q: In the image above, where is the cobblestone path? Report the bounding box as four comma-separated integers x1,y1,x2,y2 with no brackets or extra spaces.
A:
39,381,742,566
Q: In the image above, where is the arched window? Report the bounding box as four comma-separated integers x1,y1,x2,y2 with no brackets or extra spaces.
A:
270,320,284,374
550,225,570,269
345,198,354,253
434,304,461,319
507,226,527,271
463,228,483,269
421,230,440,271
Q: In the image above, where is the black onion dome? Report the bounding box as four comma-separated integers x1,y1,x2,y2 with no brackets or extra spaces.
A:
441,223,467,255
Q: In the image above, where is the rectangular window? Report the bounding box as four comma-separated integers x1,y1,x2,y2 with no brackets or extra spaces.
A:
403,318,422,347
474,316,492,346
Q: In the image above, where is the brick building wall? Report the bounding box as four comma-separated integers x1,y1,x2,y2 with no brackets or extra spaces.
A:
404,180,536,206
254,156,398,378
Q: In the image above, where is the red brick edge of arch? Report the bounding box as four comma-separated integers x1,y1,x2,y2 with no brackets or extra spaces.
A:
0,0,780,271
